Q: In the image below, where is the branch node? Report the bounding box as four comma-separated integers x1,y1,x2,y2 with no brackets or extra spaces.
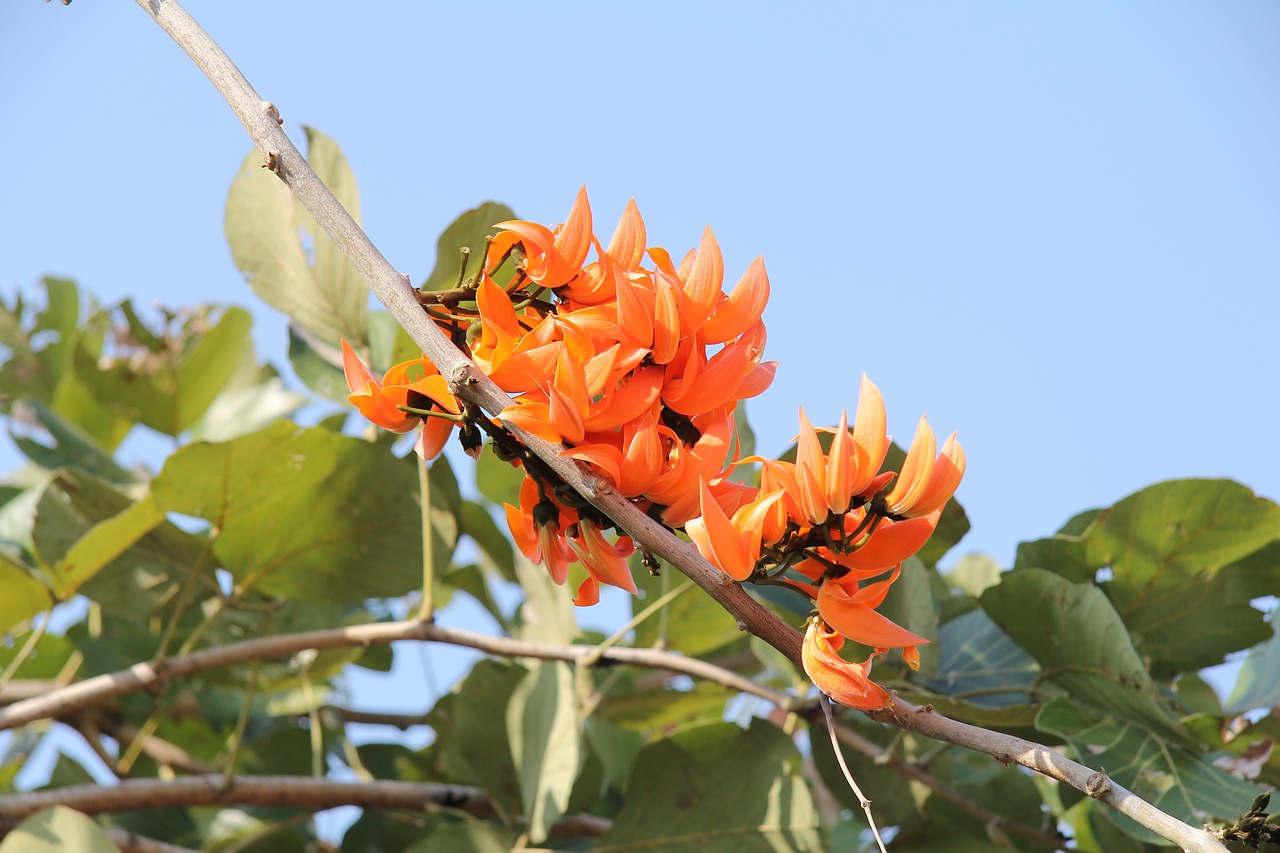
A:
447,362,476,395
1085,770,1111,799
260,100,282,125
263,151,282,177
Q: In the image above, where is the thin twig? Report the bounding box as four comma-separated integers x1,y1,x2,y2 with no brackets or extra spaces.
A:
821,696,888,853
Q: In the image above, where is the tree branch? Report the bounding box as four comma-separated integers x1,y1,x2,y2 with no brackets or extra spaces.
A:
127,2,1231,850
0,620,792,732
0,775,610,838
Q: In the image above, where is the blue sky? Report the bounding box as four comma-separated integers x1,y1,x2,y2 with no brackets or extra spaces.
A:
3,0,1279,793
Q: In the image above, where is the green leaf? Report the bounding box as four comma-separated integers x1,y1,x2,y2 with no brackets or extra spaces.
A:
0,806,122,853
1084,480,1280,672
427,660,525,820
153,423,438,603
52,492,165,596
1013,508,1102,583
33,471,167,598
810,714,918,828
982,569,1195,749
442,564,510,630
421,202,517,292
475,448,524,508
585,718,646,790
596,679,732,732
187,375,307,443
506,660,582,842
296,126,369,342
406,820,514,853
921,607,1040,707
597,719,824,852
1038,697,1264,843
0,554,51,633
1224,610,1280,714
225,132,368,348
366,311,420,376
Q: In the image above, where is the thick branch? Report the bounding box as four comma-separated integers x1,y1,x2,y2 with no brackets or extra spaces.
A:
129,3,1230,850
0,620,791,732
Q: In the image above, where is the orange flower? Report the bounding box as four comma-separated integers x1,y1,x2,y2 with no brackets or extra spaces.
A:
883,417,966,518
504,476,575,585
488,186,593,290
341,339,460,459
567,520,638,605
816,565,930,651
685,478,784,580
801,616,891,710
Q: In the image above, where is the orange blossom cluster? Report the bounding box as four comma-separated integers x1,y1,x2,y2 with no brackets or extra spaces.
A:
341,189,965,709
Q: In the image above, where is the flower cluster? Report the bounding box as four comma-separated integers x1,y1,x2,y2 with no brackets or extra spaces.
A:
341,189,965,708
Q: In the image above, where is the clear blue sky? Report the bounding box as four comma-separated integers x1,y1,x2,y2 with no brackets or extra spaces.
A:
2,0,1279,799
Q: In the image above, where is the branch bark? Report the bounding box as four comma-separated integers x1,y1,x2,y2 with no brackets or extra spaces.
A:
0,620,791,732
127,2,1230,851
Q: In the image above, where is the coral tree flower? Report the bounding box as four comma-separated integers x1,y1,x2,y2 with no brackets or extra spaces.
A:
883,417,967,518
341,340,460,459
802,616,891,711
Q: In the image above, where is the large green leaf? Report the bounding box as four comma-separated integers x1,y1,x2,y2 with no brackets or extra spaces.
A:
225,130,368,348
597,719,824,852
505,660,582,842
421,202,517,292
0,806,121,853
1037,698,1264,843
152,423,438,603
1083,480,1280,673
921,607,1040,707
982,569,1195,749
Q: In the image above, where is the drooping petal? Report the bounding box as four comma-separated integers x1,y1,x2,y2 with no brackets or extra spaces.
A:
818,574,929,650
802,618,892,711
